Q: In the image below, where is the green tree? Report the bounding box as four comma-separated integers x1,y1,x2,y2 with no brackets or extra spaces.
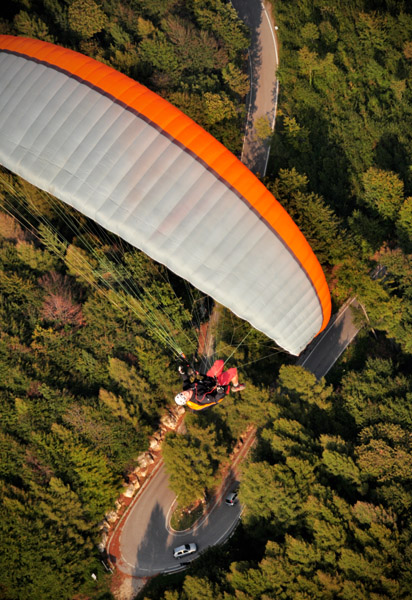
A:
65,244,97,285
311,517,346,556
183,575,222,600
361,167,404,221
321,448,363,493
281,115,310,152
136,16,155,38
68,0,108,39
139,33,180,77
99,388,140,427
14,11,54,42
0,270,42,339
264,417,315,462
277,364,333,411
16,241,58,272
0,482,97,600
301,22,319,48
341,357,411,428
270,168,347,264
285,534,320,574
192,0,249,60
397,196,412,248
298,46,319,85
254,115,272,141
222,62,249,96
34,476,93,547
240,461,303,533
138,0,178,19
357,423,412,484
38,224,67,262
319,20,338,49
163,432,214,506
338,549,385,586
203,92,237,124
164,16,227,74
49,423,118,519
107,357,152,417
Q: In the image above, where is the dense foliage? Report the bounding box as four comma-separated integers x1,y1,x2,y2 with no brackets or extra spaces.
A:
0,174,187,599
266,0,412,352
1,0,412,599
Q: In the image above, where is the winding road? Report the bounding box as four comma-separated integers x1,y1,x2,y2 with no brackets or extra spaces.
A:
107,427,255,579
120,465,241,577
115,466,241,577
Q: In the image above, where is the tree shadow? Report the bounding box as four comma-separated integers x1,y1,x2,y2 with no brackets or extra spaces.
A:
374,132,412,195
113,502,177,576
129,499,203,576
134,503,173,575
270,106,354,215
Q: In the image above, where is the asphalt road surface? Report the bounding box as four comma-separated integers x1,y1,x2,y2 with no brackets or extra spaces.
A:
231,0,279,175
116,463,241,576
297,299,362,379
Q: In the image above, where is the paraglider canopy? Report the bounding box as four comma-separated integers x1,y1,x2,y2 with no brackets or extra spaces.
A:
0,35,330,355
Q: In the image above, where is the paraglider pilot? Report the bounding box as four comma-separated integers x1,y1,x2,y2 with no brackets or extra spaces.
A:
175,359,245,411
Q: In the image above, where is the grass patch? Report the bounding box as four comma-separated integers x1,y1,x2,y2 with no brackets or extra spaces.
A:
170,502,204,531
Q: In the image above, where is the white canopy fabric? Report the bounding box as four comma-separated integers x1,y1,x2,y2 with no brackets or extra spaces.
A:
0,36,331,355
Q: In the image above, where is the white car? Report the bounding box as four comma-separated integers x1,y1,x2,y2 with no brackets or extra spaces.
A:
225,491,238,506
173,543,197,559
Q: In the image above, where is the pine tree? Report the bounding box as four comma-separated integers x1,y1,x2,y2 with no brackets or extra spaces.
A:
99,388,140,428
183,575,222,600
222,63,249,96
68,0,108,39
361,167,404,221
163,432,214,506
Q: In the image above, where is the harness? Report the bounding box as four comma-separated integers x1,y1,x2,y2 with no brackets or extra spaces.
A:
186,375,227,410
177,355,228,411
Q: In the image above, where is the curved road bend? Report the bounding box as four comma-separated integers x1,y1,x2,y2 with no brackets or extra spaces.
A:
109,427,256,577
116,463,241,576
231,0,279,176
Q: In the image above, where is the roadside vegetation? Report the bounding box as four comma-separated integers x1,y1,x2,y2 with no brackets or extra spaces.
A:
170,502,204,532
0,0,412,599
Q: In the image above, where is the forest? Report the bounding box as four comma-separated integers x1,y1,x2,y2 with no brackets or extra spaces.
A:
0,0,412,599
